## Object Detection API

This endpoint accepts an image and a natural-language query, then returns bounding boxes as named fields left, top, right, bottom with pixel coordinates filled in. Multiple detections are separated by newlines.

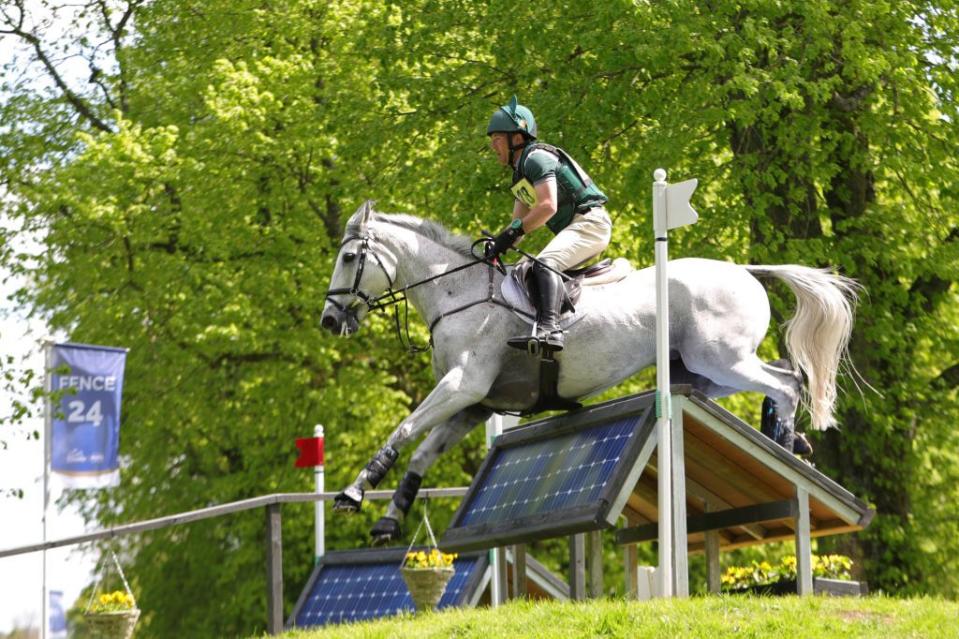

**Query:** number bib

left=510, top=178, right=537, bottom=207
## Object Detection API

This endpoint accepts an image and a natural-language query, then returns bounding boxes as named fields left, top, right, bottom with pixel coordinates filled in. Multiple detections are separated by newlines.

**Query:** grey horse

left=320, top=201, right=858, bottom=544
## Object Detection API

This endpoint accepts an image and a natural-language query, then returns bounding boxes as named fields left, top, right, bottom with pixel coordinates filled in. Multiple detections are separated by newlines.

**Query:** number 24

left=67, top=400, right=103, bottom=426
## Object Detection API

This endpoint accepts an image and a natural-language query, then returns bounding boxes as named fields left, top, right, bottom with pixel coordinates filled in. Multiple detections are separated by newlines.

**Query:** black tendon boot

left=370, top=470, right=423, bottom=544
left=532, top=262, right=565, bottom=351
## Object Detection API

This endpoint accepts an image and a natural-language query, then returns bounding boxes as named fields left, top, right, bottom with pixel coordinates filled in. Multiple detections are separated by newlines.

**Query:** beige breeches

left=536, top=207, right=612, bottom=271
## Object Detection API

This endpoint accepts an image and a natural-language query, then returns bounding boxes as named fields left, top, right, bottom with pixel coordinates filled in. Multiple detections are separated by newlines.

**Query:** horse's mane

left=367, top=212, right=475, bottom=258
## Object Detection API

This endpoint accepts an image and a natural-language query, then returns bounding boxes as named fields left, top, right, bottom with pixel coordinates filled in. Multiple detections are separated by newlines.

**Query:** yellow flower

left=99, top=594, right=110, bottom=605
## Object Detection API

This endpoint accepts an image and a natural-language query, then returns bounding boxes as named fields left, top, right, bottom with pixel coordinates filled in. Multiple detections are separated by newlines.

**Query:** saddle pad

left=500, top=258, right=633, bottom=328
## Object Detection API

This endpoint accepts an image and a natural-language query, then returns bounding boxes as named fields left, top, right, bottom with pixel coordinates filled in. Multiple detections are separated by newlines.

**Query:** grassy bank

left=272, top=595, right=959, bottom=639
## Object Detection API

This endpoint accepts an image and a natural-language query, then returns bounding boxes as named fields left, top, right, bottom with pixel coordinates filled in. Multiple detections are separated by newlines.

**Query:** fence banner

left=50, top=343, right=127, bottom=489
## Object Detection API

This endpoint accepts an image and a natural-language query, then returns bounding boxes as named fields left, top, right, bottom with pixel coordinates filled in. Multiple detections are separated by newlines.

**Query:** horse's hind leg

left=370, top=404, right=493, bottom=545
left=758, top=360, right=813, bottom=455
left=671, top=357, right=739, bottom=398
left=685, top=352, right=804, bottom=445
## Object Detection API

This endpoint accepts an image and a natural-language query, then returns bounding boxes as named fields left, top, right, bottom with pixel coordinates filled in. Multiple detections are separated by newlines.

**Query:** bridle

left=324, top=232, right=530, bottom=353
left=324, top=234, right=399, bottom=314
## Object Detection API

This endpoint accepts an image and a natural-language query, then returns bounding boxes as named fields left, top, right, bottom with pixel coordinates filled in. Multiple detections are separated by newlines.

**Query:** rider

left=485, top=96, right=611, bottom=352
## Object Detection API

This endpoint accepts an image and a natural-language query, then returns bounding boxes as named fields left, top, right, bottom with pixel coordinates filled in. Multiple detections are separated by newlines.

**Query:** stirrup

left=538, top=329, right=564, bottom=352
left=507, top=334, right=540, bottom=355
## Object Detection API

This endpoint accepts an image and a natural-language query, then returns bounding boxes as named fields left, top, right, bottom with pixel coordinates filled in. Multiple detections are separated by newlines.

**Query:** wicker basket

left=83, top=609, right=140, bottom=639
left=401, top=566, right=454, bottom=612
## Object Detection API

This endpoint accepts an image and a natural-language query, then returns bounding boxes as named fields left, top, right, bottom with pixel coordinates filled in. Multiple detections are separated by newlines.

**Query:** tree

left=1, top=0, right=957, bottom=634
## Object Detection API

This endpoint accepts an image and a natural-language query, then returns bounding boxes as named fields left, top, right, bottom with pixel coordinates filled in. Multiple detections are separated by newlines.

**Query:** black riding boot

left=507, top=263, right=566, bottom=352
left=532, top=263, right=565, bottom=351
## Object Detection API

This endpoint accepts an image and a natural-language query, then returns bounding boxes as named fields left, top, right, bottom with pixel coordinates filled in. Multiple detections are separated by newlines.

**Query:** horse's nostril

left=321, top=315, right=338, bottom=331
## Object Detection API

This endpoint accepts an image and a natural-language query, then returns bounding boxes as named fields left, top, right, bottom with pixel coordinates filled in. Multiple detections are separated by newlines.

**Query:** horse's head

left=321, top=200, right=396, bottom=335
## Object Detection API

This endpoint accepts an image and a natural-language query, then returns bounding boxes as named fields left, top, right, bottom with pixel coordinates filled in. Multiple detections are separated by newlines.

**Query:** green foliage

left=1, top=0, right=957, bottom=635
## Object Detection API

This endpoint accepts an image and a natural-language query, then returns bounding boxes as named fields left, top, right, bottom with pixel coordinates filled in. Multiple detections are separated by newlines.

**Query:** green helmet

left=487, top=95, right=537, bottom=139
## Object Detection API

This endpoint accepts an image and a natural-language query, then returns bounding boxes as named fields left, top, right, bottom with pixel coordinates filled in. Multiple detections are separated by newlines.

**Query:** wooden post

left=624, top=544, right=639, bottom=599
left=793, top=486, right=813, bottom=595
left=265, top=504, right=283, bottom=634
left=569, top=533, right=586, bottom=601
left=511, top=544, right=527, bottom=599
left=587, top=530, right=604, bottom=598
left=492, top=547, right=509, bottom=603
left=704, top=500, right=721, bottom=594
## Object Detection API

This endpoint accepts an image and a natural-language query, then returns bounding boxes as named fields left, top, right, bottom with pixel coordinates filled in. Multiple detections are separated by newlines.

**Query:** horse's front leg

left=369, top=404, right=493, bottom=545
left=334, top=366, right=492, bottom=513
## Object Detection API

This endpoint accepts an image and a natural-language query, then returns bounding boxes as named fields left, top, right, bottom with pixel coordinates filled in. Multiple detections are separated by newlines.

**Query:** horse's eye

left=343, top=252, right=356, bottom=264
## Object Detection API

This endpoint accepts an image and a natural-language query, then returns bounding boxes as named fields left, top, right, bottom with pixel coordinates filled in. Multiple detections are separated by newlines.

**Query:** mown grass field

left=270, top=595, right=959, bottom=639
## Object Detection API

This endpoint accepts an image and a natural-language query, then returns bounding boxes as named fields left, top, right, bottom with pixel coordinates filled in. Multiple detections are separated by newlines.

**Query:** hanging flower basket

left=399, top=508, right=457, bottom=612
left=401, top=564, right=455, bottom=612
left=84, top=552, right=140, bottom=639
left=83, top=607, right=140, bottom=639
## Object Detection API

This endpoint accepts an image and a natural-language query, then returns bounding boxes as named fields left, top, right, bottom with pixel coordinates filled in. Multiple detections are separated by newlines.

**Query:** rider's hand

left=484, top=219, right=525, bottom=260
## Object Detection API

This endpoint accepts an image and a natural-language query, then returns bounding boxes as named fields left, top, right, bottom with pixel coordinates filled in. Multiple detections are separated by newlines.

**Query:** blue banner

left=50, top=343, right=127, bottom=488
left=49, top=590, right=67, bottom=638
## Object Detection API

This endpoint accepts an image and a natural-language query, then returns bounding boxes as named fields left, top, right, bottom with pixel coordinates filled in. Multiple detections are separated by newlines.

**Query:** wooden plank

left=616, top=500, right=794, bottom=545
left=794, top=486, right=813, bottom=595
left=684, top=477, right=768, bottom=541
left=265, top=504, right=283, bottom=635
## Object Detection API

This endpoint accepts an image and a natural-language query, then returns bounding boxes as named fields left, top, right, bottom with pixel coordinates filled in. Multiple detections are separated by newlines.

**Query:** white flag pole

left=314, top=424, right=325, bottom=564
left=42, top=339, right=54, bottom=639
left=652, top=169, right=673, bottom=598
left=652, top=168, right=699, bottom=598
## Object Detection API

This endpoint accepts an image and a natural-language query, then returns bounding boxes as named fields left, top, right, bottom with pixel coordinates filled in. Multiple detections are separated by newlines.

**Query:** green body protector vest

left=511, top=143, right=608, bottom=234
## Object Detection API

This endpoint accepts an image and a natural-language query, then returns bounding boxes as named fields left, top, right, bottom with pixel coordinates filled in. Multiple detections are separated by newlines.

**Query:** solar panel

left=288, top=548, right=486, bottom=628
left=459, top=416, right=637, bottom=527
left=441, top=392, right=657, bottom=552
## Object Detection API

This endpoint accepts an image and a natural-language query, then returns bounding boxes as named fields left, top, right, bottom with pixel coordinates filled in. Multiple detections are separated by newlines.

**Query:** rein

left=325, top=235, right=532, bottom=353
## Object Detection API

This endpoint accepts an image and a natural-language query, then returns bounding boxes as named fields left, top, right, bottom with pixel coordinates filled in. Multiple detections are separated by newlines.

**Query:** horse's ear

left=349, top=199, right=375, bottom=231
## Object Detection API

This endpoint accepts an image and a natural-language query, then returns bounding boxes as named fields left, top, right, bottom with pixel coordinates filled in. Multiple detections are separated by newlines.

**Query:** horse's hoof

left=333, top=487, right=363, bottom=513
left=793, top=432, right=814, bottom=457
left=370, top=517, right=402, bottom=546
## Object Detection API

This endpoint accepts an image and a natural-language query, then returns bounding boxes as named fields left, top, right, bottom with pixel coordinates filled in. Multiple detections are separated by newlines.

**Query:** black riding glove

left=485, top=219, right=525, bottom=260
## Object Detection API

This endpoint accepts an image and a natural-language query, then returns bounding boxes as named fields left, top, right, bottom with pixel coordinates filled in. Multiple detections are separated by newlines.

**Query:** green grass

left=271, top=595, right=959, bottom=639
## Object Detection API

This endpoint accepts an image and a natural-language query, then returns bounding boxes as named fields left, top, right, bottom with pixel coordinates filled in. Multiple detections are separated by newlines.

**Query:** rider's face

left=489, top=133, right=510, bottom=166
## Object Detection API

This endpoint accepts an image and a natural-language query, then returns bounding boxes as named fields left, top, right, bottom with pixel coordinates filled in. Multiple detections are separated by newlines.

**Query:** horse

left=320, top=201, right=858, bottom=544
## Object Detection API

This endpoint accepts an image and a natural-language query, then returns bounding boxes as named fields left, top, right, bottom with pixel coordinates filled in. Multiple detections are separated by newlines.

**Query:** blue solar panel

left=291, top=554, right=482, bottom=628
left=457, top=414, right=641, bottom=527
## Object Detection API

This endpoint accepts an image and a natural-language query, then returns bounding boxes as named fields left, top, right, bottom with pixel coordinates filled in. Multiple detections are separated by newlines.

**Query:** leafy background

left=1, top=0, right=957, bottom=636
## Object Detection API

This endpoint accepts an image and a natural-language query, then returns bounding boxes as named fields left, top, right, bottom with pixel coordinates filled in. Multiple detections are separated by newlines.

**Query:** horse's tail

left=745, top=265, right=860, bottom=431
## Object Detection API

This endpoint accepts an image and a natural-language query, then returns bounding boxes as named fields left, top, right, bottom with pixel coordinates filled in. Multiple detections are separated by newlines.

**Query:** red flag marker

left=295, top=436, right=324, bottom=468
